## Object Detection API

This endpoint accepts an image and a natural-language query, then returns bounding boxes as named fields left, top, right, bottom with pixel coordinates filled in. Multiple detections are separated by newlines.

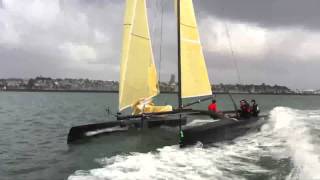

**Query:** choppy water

left=1, top=92, right=320, bottom=180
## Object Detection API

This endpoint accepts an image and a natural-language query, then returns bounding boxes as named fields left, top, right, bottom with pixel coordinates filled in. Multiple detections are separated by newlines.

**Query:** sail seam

left=131, top=33, right=150, bottom=40
left=180, top=23, right=196, bottom=28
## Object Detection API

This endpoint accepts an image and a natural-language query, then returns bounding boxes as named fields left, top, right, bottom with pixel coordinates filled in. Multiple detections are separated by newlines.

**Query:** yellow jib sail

left=179, top=0, right=212, bottom=98
left=119, top=0, right=159, bottom=111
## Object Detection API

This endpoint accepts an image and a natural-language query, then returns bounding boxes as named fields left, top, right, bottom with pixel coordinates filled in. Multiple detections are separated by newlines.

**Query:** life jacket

left=240, top=102, right=251, bottom=118
left=241, top=104, right=250, bottom=112
left=208, top=103, right=218, bottom=112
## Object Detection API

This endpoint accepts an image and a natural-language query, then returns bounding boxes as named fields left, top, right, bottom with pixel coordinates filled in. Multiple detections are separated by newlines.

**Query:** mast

left=177, top=0, right=184, bottom=146
left=177, top=0, right=182, bottom=109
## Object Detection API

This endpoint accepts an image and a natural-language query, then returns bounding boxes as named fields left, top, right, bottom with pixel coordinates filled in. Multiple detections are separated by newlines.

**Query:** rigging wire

left=224, top=21, right=242, bottom=85
left=149, top=1, right=158, bottom=51
left=149, top=0, right=164, bottom=84
left=219, top=6, right=242, bottom=85
left=157, top=0, right=164, bottom=83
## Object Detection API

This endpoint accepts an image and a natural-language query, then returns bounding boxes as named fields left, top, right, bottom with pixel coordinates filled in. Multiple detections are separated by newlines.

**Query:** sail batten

left=181, top=23, right=196, bottom=28
left=119, top=0, right=159, bottom=111
left=179, top=0, right=212, bottom=99
left=132, top=33, right=150, bottom=40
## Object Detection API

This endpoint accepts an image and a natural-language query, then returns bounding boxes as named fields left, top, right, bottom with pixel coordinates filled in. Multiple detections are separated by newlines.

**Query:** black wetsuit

left=251, top=103, right=260, bottom=117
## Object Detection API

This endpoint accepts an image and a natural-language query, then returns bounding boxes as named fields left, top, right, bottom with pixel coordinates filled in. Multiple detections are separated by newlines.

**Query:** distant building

left=168, top=74, right=175, bottom=86
left=0, top=77, right=298, bottom=94
left=0, top=85, right=6, bottom=91
left=301, top=89, right=315, bottom=95
left=5, top=79, right=26, bottom=89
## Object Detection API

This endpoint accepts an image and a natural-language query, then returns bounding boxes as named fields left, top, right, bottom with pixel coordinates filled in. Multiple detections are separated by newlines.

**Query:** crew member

left=239, top=99, right=251, bottom=118
left=250, top=99, right=260, bottom=117
left=208, top=99, right=218, bottom=112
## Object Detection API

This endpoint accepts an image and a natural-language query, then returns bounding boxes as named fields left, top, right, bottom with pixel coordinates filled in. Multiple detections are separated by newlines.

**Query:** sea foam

left=68, top=107, right=320, bottom=180
left=269, top=107, right=320, bottom=180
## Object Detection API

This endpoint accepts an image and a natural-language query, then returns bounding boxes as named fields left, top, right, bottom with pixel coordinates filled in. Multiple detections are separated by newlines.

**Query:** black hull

left=180, top=115, right=267, bottom=146
left=67, top=116, right=186, bottom=144
left=67, top=109, right=267, bottom=146
left=67, top=121, right=127, bottom=143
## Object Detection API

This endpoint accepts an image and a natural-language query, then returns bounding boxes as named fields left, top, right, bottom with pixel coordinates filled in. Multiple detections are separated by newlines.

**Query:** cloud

left=0, top=0, right=319, bottom=89
left=4, top=0, right=60, bottom=26
left=200, top=16, right=320, bottom=62
left=200, top=17, right=267, bottom=58
left=0, top=19, right=20, bottom=45
left=196, top=0, right=320, bottom=30
left=59, top=42, right=97, bottom=62
left=0, top=0, right=123, bottom=80
left=196, top=15, right=320, bottom=89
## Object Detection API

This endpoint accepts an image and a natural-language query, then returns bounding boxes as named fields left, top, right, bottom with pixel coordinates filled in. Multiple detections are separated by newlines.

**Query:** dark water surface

left=1, top=92, right=320, bottom=180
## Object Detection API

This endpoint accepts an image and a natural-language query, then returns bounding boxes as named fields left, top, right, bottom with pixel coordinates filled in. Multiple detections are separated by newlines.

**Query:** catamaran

left=67, top=0, right=267, bottom=146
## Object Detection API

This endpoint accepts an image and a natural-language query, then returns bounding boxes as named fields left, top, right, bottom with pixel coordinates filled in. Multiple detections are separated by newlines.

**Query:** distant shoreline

left=1, top=89, right=318, bottom=96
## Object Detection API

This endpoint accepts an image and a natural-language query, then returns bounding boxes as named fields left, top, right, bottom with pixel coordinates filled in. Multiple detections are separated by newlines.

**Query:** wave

left=269, top=107, right=320, bottom=180
left=68, top=107, right=320, bottom=180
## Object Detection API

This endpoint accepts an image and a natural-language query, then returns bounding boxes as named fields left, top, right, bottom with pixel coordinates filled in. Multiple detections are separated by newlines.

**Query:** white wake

left=68, top=107, right=320, bottom=180
left=269, top=107, right=320, bottom=180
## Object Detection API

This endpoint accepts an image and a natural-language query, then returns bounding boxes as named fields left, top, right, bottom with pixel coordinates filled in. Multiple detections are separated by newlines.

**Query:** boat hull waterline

left=67, top=110, right=267, bottom=145
left=180, top=115, right=267, bottom=146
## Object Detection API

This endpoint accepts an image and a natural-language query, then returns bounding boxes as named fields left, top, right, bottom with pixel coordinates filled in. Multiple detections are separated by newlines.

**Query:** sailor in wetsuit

left=208, top=99, right=218, bottom=113
left=250, top=99, right=260, bottom=117
left=208, top=99, right=224, bottom=119
left=239, top=99, right=251, bottom=118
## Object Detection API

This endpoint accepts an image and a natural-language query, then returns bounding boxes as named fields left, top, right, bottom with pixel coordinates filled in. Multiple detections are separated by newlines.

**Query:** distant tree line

left=1, top=76, right=315, bottom=94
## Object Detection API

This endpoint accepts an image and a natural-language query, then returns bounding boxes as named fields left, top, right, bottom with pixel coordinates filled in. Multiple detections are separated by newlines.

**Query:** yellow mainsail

left=179, top=0, right=212, bottom=98
left=119, top=0, right=210, bottom=112
left=119, top=0, right=159, bottom=111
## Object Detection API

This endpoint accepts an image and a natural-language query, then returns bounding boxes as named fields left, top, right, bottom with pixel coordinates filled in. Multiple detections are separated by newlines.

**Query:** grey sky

left=197, top=0, right=320, bottom=30
left=0, top=0, right=319, bottom=90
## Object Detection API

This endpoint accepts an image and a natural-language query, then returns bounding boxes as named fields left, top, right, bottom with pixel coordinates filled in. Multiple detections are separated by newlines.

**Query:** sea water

left=1, top=92, right=320, bottom=180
